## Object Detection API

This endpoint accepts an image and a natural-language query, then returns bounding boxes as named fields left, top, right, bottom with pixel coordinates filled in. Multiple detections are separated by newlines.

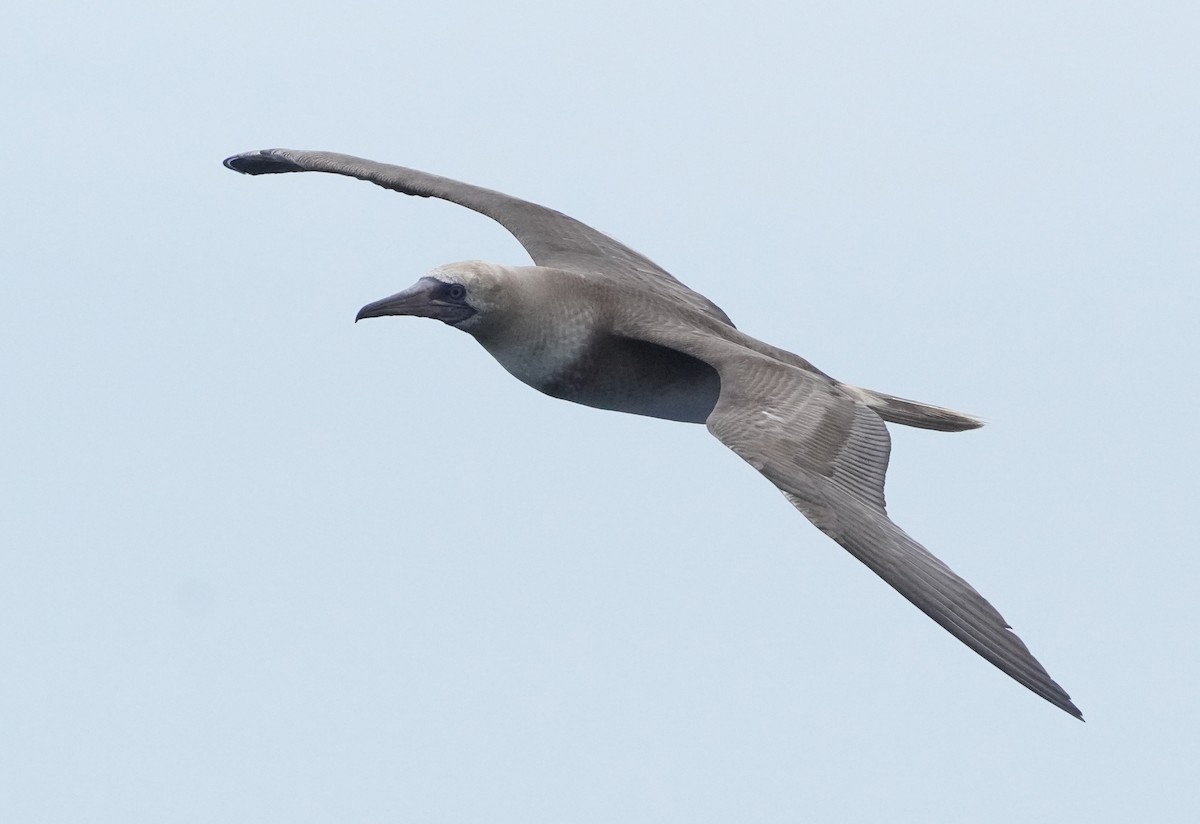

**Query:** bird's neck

left=471, top=273, right=604, bottom=393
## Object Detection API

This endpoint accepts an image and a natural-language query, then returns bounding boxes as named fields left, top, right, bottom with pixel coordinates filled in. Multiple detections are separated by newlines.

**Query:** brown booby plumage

left=224, top=149, right=1081, bottom=719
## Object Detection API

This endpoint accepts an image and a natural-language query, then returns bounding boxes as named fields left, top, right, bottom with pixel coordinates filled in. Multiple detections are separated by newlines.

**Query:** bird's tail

left=838, top=383, right=984, bottom=432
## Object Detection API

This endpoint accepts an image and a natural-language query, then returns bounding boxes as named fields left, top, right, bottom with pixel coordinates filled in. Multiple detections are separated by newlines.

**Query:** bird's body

left=224, top=149, right=1082, bottom=719
left=441, top=263, right=723, bottom=422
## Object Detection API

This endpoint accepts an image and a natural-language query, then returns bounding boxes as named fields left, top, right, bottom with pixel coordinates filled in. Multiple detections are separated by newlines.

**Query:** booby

left=224, top=149, right=1081, bottom=719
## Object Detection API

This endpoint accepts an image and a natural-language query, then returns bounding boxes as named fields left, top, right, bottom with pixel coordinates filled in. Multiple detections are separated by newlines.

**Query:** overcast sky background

left=3, top=1, right=1197, bottom=821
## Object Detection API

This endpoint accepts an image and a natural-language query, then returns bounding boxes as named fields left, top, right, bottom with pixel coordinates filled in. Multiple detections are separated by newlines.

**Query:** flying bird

left=224, top=149, right=1081, bottom=719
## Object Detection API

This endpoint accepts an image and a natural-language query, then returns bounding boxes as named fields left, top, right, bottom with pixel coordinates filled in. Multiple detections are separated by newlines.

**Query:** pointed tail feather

left=838, top=384, right=984, bottom=432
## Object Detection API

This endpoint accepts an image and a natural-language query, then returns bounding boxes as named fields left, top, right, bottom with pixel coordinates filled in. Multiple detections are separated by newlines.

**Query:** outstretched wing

left=223, top=149, right=734, bottom=326
left=622, top=319, right=1081, bottom=718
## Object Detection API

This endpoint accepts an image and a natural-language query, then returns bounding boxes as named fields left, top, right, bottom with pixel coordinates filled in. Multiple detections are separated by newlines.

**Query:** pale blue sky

left=3, top=1, right=1197, bottom=821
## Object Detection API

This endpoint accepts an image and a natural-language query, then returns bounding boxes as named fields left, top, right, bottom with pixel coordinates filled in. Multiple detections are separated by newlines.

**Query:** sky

left=3, top=1, right=1198, bottom=821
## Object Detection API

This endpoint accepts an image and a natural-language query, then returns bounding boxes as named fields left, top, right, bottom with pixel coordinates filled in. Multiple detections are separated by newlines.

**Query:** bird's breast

left=479, top=327, right=720, bottom=424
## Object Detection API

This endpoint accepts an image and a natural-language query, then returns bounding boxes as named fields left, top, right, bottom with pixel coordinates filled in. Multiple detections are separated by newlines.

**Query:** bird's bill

left=355, top=277, right=474, bottom=325
left=355, top=280, right=438, bottom=321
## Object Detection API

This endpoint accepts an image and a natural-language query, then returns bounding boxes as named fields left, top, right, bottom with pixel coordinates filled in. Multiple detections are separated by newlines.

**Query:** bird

left=223, top=148, right=1082, bottom=719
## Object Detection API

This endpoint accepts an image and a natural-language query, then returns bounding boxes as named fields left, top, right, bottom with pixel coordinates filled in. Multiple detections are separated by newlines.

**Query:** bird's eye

left=447, top=284, right=467, bottom=301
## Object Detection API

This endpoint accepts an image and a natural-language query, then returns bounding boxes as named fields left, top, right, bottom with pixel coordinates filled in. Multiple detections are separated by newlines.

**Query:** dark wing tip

left=222, top=150, right=305, bottom=175
left=1061, top=695, right=1085, bottom=721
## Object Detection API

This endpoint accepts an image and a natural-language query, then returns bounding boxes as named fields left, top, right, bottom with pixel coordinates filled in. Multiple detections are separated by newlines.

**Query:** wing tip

left=223, top=149, right=304, bottom=176
left=1056, top=695, right=1085, bottom=721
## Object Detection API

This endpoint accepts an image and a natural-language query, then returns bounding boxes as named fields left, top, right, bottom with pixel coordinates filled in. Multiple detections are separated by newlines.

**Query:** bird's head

left=355, top=260, right=511, bottom=335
